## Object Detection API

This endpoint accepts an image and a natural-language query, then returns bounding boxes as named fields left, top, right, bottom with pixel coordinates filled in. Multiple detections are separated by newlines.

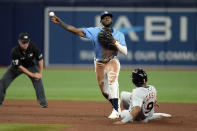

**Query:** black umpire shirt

left=11, top=42, right=43, bottom=68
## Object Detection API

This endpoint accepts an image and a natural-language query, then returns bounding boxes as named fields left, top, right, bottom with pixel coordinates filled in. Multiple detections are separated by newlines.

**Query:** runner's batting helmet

left=131, top=68, right=147, bottom=87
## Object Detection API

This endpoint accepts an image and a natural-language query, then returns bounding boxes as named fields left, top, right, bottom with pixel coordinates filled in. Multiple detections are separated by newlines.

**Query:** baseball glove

left=98, top=28, right=117, bottom=50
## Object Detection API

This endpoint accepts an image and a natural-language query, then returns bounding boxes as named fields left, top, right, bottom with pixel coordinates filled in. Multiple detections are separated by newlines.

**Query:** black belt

left=96, top=59, right=111, bottom=64
left=96, top=56, right=116, bottom=64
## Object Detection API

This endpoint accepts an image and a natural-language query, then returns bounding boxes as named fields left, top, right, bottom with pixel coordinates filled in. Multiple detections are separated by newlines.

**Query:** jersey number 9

left=145, top=102, right=154, bottom=114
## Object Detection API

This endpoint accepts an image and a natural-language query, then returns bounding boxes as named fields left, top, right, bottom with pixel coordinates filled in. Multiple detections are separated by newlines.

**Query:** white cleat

left=108, top=109, right=120, bottom=119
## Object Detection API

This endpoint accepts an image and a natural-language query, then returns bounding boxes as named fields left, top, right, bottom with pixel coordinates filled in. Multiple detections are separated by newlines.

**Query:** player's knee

left=108, top=71, right=118, bottom=85
left=121, top=91, right=127, bottom=101
left=120, top=91, right=131, bottom=109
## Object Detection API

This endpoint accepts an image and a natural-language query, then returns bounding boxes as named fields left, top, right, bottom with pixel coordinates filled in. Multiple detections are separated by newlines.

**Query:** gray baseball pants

left=0, top=65, right=47, bottom=106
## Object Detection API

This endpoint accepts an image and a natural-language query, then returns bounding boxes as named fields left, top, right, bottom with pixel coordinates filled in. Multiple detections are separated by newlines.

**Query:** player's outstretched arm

left=50, top=14, right=85, bottom=37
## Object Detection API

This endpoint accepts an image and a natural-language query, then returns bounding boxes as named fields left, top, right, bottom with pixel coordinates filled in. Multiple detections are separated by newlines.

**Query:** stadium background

left=0, top=0, right=197, bottom=68
left=0, top=0, right=197, bottom=131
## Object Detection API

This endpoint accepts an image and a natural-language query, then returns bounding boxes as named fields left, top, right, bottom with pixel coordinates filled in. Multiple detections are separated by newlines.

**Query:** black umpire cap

left=18, top=32, right=30, bottom=43
left=100, top=11, right=113, bottom=20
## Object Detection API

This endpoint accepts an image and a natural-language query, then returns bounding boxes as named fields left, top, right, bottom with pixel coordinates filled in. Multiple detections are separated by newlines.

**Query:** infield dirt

left=0, top=100, right=196, bottom=131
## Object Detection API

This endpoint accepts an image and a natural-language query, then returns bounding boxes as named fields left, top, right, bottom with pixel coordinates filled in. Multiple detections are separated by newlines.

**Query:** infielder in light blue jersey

left=50, top=11, right=127, bottom=119
left=81, top=27, right=126, bottom=60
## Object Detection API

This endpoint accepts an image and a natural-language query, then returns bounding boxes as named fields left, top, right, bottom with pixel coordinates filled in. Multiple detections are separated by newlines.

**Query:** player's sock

left=109, top=98, right=119, bottom=111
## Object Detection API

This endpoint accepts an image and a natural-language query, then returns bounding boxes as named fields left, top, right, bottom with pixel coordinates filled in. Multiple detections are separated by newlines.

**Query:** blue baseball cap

left=100, top=11, right=113, bottom=20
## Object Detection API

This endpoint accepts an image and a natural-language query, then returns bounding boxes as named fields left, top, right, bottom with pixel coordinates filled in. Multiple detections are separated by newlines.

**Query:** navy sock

left=109, top=98, right=119, bottom=111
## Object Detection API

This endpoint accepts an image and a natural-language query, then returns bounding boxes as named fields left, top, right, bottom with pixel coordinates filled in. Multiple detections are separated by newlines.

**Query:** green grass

left=0, top=68, right=197, bottom=103
left=147, top=71, right=197, bottom=103
left=0, top=68, right=196, bottom=130
left=0, top=123, right=68, bottom=131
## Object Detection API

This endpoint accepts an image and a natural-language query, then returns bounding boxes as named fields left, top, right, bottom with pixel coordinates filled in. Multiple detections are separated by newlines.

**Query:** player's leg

left=120, top=110, right=134, bottom=123
left=27, top=66, right=47, bottom=108
left=95, top=61, right=109, bottom=99
left=142, top=113, right=172, bottom=123
left=121, top=91, right=131, bottom=110
left=105, top=58, right=120, bottom=119
left=0, top=66, right=21, bottom=106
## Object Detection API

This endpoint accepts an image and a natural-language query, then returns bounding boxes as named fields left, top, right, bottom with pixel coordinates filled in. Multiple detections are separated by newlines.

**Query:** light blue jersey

left=81, top=27, right=127, bottom=60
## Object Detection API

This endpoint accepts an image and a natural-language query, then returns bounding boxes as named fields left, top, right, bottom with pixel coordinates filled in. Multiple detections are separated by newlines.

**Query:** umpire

left=0, top=32, right=48, bottom=108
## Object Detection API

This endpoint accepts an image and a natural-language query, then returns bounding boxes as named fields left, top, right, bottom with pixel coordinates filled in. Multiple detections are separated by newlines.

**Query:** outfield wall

left=0, top=0, right=197, bottom=67
left=45, top=7, right=197, bottom=66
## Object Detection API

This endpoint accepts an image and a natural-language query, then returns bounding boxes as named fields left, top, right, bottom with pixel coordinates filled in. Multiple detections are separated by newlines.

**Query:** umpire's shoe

left=40, top=103, right=48, bottom=108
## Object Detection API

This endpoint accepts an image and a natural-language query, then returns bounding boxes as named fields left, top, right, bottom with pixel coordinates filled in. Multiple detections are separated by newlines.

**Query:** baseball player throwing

left=114, top=68, right=171, bottom=124
left=50, top=11, right=127, bottom=119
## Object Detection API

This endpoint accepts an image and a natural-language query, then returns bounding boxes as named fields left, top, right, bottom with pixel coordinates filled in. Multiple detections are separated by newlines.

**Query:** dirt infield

left=0, top=100, right=196, bottom=131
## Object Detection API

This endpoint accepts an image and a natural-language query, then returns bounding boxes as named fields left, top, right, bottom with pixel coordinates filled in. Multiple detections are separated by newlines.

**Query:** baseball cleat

left=40, top=104, right=48, bottom=108
left=108, top=109, right=120, bottom=119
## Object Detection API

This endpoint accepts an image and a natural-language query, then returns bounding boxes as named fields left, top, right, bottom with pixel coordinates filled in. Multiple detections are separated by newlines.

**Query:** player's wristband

left=115, top=41, right=127, bottom=55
